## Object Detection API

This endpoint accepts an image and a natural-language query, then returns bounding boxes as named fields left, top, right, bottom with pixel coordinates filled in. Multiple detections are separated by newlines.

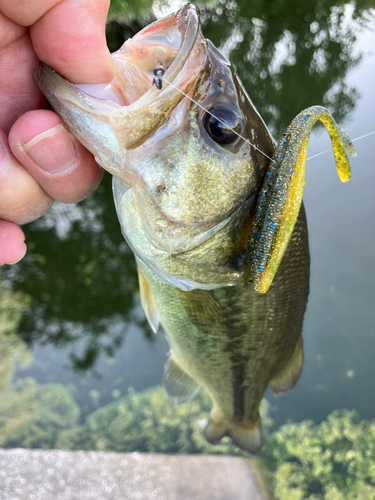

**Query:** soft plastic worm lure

left=244, top=106, right=356, bottom=293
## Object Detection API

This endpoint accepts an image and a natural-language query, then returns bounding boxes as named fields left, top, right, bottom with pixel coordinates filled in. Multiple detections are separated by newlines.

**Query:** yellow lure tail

left=244, top=105, right=356, bottom=294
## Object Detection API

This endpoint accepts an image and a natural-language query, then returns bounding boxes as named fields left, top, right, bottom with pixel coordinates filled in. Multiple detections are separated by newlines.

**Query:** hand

left=0, top=0, right=115, bottom=265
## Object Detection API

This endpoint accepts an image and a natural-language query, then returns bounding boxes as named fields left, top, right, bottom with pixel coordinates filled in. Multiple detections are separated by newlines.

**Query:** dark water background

left=2, top=0, right=375, bottom=431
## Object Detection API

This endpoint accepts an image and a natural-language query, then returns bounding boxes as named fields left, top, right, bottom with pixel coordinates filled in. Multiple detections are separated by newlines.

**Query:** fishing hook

left=153, top=65, right=165, bottom=90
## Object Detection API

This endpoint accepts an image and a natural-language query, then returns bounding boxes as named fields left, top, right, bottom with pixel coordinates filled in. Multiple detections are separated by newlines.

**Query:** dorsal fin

left=137, top=266, right=159, bottom=333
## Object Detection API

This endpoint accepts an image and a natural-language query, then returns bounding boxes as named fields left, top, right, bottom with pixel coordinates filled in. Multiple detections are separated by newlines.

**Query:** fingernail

left=4, top=242, right=27, bottom=265
left=0, top=142, right=6, bottom=169
left=23, top=124, right=77, bottom=174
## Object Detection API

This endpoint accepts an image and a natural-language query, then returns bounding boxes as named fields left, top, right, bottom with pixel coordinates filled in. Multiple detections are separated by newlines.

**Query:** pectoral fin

left=244, top=106, right=356, bottom=293
left=270, top=337, right=304, bottom=396
left=176, top=289, right=226, bottom=335
left=163, top=351, right=200, bottom=405
left=137, top=266, right=159, bottom=333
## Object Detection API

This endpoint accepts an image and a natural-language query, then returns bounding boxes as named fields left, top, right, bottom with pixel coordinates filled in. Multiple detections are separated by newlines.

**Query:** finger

left=0, top=129, right=53, bottom=224
left=0, top=0, right=61, bottom=26
left=31, top=0, right=114, bottom=83
left=8, top=110, right=104, bottom=203
left=0, top=10, right=26, bottom=46
left=0, top=220, right=26, bottom=266
left=0, top=12, right=45, bottom=134
left=1, top=0, right=113, bottom=82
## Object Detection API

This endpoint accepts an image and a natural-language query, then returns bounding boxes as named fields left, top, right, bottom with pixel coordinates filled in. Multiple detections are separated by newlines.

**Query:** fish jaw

left=33, top=4, right=206, bottom=185
left=33, top=63, right=130, bottom=183
left=34, top=4, right=274, bottom=291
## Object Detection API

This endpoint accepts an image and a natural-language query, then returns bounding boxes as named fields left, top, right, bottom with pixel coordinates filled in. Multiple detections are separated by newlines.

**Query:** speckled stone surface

left=0, top=449, right=267, bottom=500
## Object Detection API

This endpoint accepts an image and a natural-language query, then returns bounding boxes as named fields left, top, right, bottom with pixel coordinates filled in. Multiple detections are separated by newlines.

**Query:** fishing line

left=159, top=73, right=375, bottom=164
left=306, top=130, right=375, bottom=161
left=161, top=75, right=273, bottom=161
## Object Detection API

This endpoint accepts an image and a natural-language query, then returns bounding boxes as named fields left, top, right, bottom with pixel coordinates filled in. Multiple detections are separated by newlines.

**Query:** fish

left=34, top=4, right=356, bottom=453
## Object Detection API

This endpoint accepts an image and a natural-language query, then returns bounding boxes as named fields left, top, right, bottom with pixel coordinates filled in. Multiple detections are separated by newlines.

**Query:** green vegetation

left=54, top=390, right=375, bottom=499
left=0, top=284, right=80, bottom=449
left=56, top=387, right=268, bottom=454
left=107, top=0, right=218, bottom=23
left=108, top=0, right=154, bottom=22
left=265, top=411, right=375, bottom=500
left=0, top=283, right=34, bottom=447
left=1, top=282, right=375, bottom=498
left=3, top=382, right=80, bottom=449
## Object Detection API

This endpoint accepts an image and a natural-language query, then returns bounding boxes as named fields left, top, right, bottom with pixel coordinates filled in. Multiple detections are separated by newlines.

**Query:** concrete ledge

left=0, top=449, right=268, bottom=500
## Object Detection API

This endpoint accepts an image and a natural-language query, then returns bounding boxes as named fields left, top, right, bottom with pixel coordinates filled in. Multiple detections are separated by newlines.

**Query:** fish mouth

left=106, top=4, right=207, bottom=151
left=34, top=4, right=206, bottom=157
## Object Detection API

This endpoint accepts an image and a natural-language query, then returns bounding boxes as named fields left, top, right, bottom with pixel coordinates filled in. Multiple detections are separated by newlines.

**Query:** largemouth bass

left=34, top=4, right=355, bottom=453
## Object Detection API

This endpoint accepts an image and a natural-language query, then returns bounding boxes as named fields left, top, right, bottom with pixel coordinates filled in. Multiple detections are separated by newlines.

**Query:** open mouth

left=110, top=4, right=201, bottom=105
left=34, top=5, right=206, bottom=154
left=107, top=4, right=206, bottom=150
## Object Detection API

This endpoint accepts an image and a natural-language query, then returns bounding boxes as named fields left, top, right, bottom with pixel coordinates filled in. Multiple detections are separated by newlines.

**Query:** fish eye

left=203, top=105, right=241, bottom=145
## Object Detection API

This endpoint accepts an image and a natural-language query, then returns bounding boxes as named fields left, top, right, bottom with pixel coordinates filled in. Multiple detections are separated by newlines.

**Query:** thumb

left=31, top=0, right=114, bottom=83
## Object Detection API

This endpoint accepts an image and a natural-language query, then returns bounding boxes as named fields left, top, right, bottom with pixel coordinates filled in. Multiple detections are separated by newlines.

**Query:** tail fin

left=204, top=416, right=261, bottom=454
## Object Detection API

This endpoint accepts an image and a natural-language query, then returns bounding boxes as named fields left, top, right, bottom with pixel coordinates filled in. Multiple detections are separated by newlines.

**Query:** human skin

left=0, top=0, right=114, bottom=265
